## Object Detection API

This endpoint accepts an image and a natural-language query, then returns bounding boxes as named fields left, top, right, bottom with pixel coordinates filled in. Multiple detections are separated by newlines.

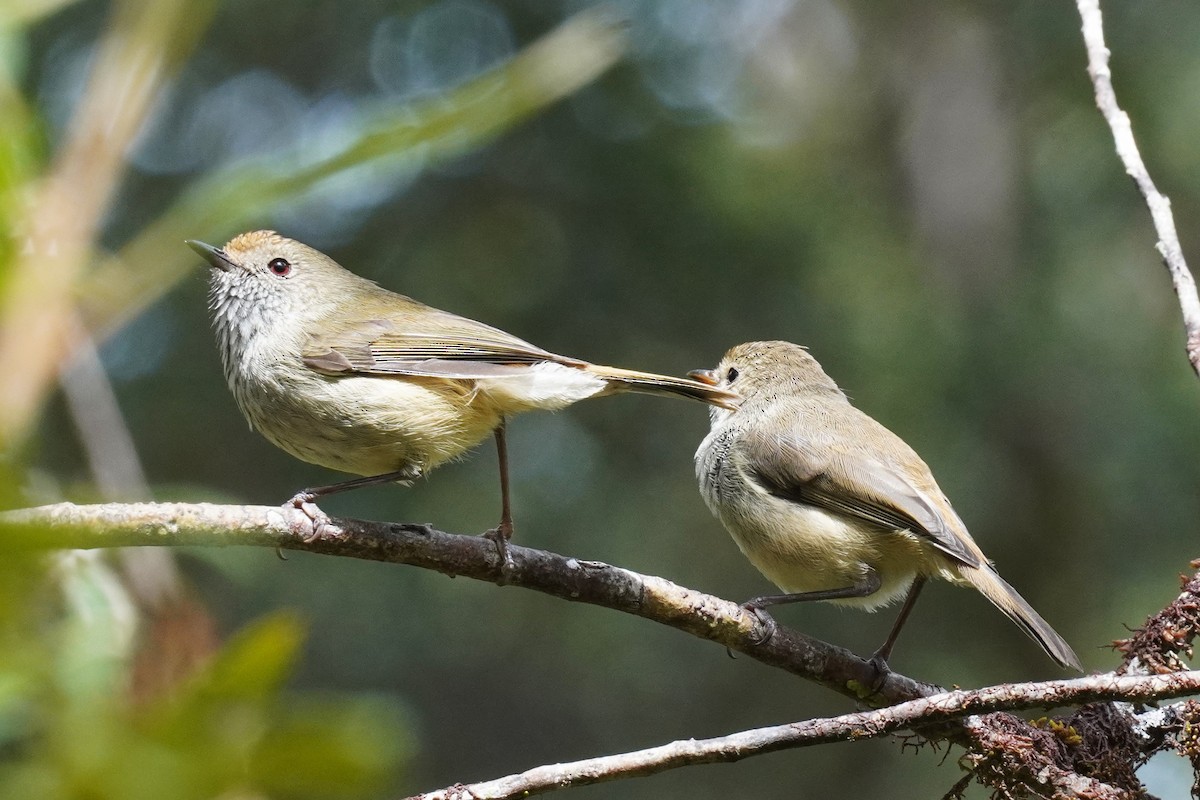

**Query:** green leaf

left=198, top=611, right=306, bottom=701
left=80, top=6, right=629, bottom=341
left=251, top=693, right=412, bottom=798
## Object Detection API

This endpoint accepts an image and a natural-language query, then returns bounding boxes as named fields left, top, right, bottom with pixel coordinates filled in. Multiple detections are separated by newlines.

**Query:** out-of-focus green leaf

left=0, top=564, right=406, bottom=800
left=55, top=553, right=138, bottom=703
left=0, top=0, right=81, bottom=29
left=80, top=6, right=629, bottom=340
left=195, top=611, right=305, bottom=700
left=3, top=494, right=388, bottom=795
left=0, top=32, right=41, bottom=285
left=252, top=693, right=412, bottom=798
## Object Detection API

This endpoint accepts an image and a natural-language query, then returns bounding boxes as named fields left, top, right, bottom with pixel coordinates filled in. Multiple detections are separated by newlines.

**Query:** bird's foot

left=865, top=651, right=893, bottom=696
left=482, top=520, right=515, bottom=585
left=284, top=491, right=332, bottom=547
left=741, top=603, right=779, bottom=646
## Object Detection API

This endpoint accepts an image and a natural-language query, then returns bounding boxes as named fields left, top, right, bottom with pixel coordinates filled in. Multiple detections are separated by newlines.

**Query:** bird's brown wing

left=301, top=308, right=587, bottom=379
left=742, top=426, right=983, bottom=569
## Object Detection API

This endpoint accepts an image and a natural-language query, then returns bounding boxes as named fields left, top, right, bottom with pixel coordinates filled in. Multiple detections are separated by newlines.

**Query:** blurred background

left=2, top=0, right=1199, bottom=797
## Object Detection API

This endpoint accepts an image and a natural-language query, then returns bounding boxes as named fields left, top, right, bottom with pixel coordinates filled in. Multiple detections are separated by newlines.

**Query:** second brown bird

left=691, top=340, right=1081, bottom=671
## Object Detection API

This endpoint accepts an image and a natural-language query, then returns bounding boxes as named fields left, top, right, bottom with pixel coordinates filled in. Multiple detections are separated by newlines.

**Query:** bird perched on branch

left=189, top=231, right=736, bottom=565
left=690, top=340, right=1080, bottom=672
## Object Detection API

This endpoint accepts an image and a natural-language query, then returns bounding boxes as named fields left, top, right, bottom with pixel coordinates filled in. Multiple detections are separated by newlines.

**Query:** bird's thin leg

left=291, top=468, right=419, bottom=505
left=495, top=420, right=514, bottom=540
left=866, top=575, right=927, bottom=686
left=284, top=467, right=420, bottom=548
left=482, top=419, right=516, bottom=580
left=741, top=568, right=882, bottom=646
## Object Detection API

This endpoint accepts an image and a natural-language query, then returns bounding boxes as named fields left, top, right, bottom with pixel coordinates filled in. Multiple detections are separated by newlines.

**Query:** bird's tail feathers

left=962, top=566, right=1082, bottom=671
left=586, top=364, right=739, bottom=409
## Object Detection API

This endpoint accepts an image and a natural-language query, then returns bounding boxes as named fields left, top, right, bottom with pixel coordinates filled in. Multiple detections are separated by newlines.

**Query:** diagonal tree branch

left=404, top=671, right=1200, bottom=800
left=8, top=502, right=1190, bottom=799
left=0, top=501, right=937, bottom=707
left=1076, top=0, right=1200, bottom=376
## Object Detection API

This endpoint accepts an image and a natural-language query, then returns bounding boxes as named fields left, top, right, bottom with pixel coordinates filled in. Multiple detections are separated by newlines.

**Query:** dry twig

left=405, top=672, right=1200, bottom=800
left=1076, top=0, right=1200, bottom=375
left=0, top=501, right=933, bottom=706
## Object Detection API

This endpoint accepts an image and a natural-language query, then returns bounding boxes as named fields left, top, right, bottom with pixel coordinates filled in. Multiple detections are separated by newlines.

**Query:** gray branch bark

left=1077, top=0, right=1200, bottom=375
left=407, top=672, right=1200, bottom=800
left=4, top=501, right=1195, bottom=800
left=0, top=501, right=934, bottom=706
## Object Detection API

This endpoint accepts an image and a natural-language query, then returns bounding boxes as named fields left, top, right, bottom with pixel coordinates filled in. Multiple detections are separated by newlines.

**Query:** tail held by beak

left=586, top=364, right=739, bottom=409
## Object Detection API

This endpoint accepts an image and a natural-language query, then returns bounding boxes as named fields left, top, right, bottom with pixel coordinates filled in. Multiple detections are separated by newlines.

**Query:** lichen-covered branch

left=967, top=722, right=1131, bottom=798
left=955, top=561, right=1200, bottom=799
left=407, top=672, right=1200, bottom=800
left=1114, top=559, right=1200, bottom=675
left=1076, top=0, right=1200, bottom=375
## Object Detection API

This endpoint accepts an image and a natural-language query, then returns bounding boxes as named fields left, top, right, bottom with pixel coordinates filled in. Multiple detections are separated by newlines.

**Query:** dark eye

left=268, top=257, right=291, bottom=277
left=726, top=367, right=739, bottom=382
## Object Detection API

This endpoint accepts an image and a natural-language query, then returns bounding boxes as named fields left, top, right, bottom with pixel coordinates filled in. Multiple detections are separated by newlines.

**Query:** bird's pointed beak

left=186, top=239, right=235, bottom=272
left=688, top=368, right=720, bottom=386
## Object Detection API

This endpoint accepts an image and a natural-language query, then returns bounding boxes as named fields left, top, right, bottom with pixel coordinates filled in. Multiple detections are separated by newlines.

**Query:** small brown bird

left=690, top=341, right=1080, bottom=671
left=188, top=231, right=736, bottom=560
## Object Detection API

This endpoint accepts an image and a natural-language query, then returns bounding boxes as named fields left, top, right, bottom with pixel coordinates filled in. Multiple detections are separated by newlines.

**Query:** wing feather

left=742, top=425, right=982, bottom=569
left=301, top=308, right=585, bottom=379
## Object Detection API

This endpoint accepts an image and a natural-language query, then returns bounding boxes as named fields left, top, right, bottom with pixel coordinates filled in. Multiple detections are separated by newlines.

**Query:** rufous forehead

left=224, top=230, right=286, bottom=257
left=727, top=341, right=804, bottom=360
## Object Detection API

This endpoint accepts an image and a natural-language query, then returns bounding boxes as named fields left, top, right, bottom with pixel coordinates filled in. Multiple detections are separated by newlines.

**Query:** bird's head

left=689, top=340, right=841, bottom=419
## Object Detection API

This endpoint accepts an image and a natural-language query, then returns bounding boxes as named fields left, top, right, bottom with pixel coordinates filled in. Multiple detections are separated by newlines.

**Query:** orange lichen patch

left=224, top=230, right=284, bottom=255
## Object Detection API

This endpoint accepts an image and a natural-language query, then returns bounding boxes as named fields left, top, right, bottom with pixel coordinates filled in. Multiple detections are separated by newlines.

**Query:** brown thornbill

left=190, top=231, right=737, bottom=565
left=690, top=341, right=1081, bottom=673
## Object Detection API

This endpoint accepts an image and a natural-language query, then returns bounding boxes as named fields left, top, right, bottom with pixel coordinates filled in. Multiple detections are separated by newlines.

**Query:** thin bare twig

left=58, top=315, right=185, bottom=613
left=0, top=501, right=942, bottom=706
left=1076, top=0, right=1200, bottom=375
left=58, top=316, right=150, bottom=502
left=406, top=672, right=1200, bottom=800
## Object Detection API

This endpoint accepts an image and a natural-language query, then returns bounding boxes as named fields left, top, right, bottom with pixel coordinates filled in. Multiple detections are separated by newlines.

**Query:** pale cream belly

left=721, top=494, right=939, bottom=611
left=238, top=372, right=503, bottom=477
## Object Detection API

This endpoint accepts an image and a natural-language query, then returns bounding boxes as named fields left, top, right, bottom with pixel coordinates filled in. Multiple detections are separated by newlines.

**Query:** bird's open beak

left=186, top=239, right=235, bottom=272
left=688, top=368, right=720, bottom=386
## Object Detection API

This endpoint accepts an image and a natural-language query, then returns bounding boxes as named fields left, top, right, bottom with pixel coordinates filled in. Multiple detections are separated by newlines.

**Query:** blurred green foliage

left=4, top=0, right=1200, bottom=798
left=0, top=542, right=407, bottom=799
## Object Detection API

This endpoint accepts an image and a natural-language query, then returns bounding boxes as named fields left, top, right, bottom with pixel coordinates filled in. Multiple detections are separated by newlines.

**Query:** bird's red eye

left=268, top=258, right=291, bottom=277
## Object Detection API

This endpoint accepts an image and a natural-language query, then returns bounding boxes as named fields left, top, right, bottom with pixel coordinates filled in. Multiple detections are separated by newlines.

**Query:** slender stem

left=407, top=672, right=1200, bottom=800
left=1076, top=0, right=1200, bottom=375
